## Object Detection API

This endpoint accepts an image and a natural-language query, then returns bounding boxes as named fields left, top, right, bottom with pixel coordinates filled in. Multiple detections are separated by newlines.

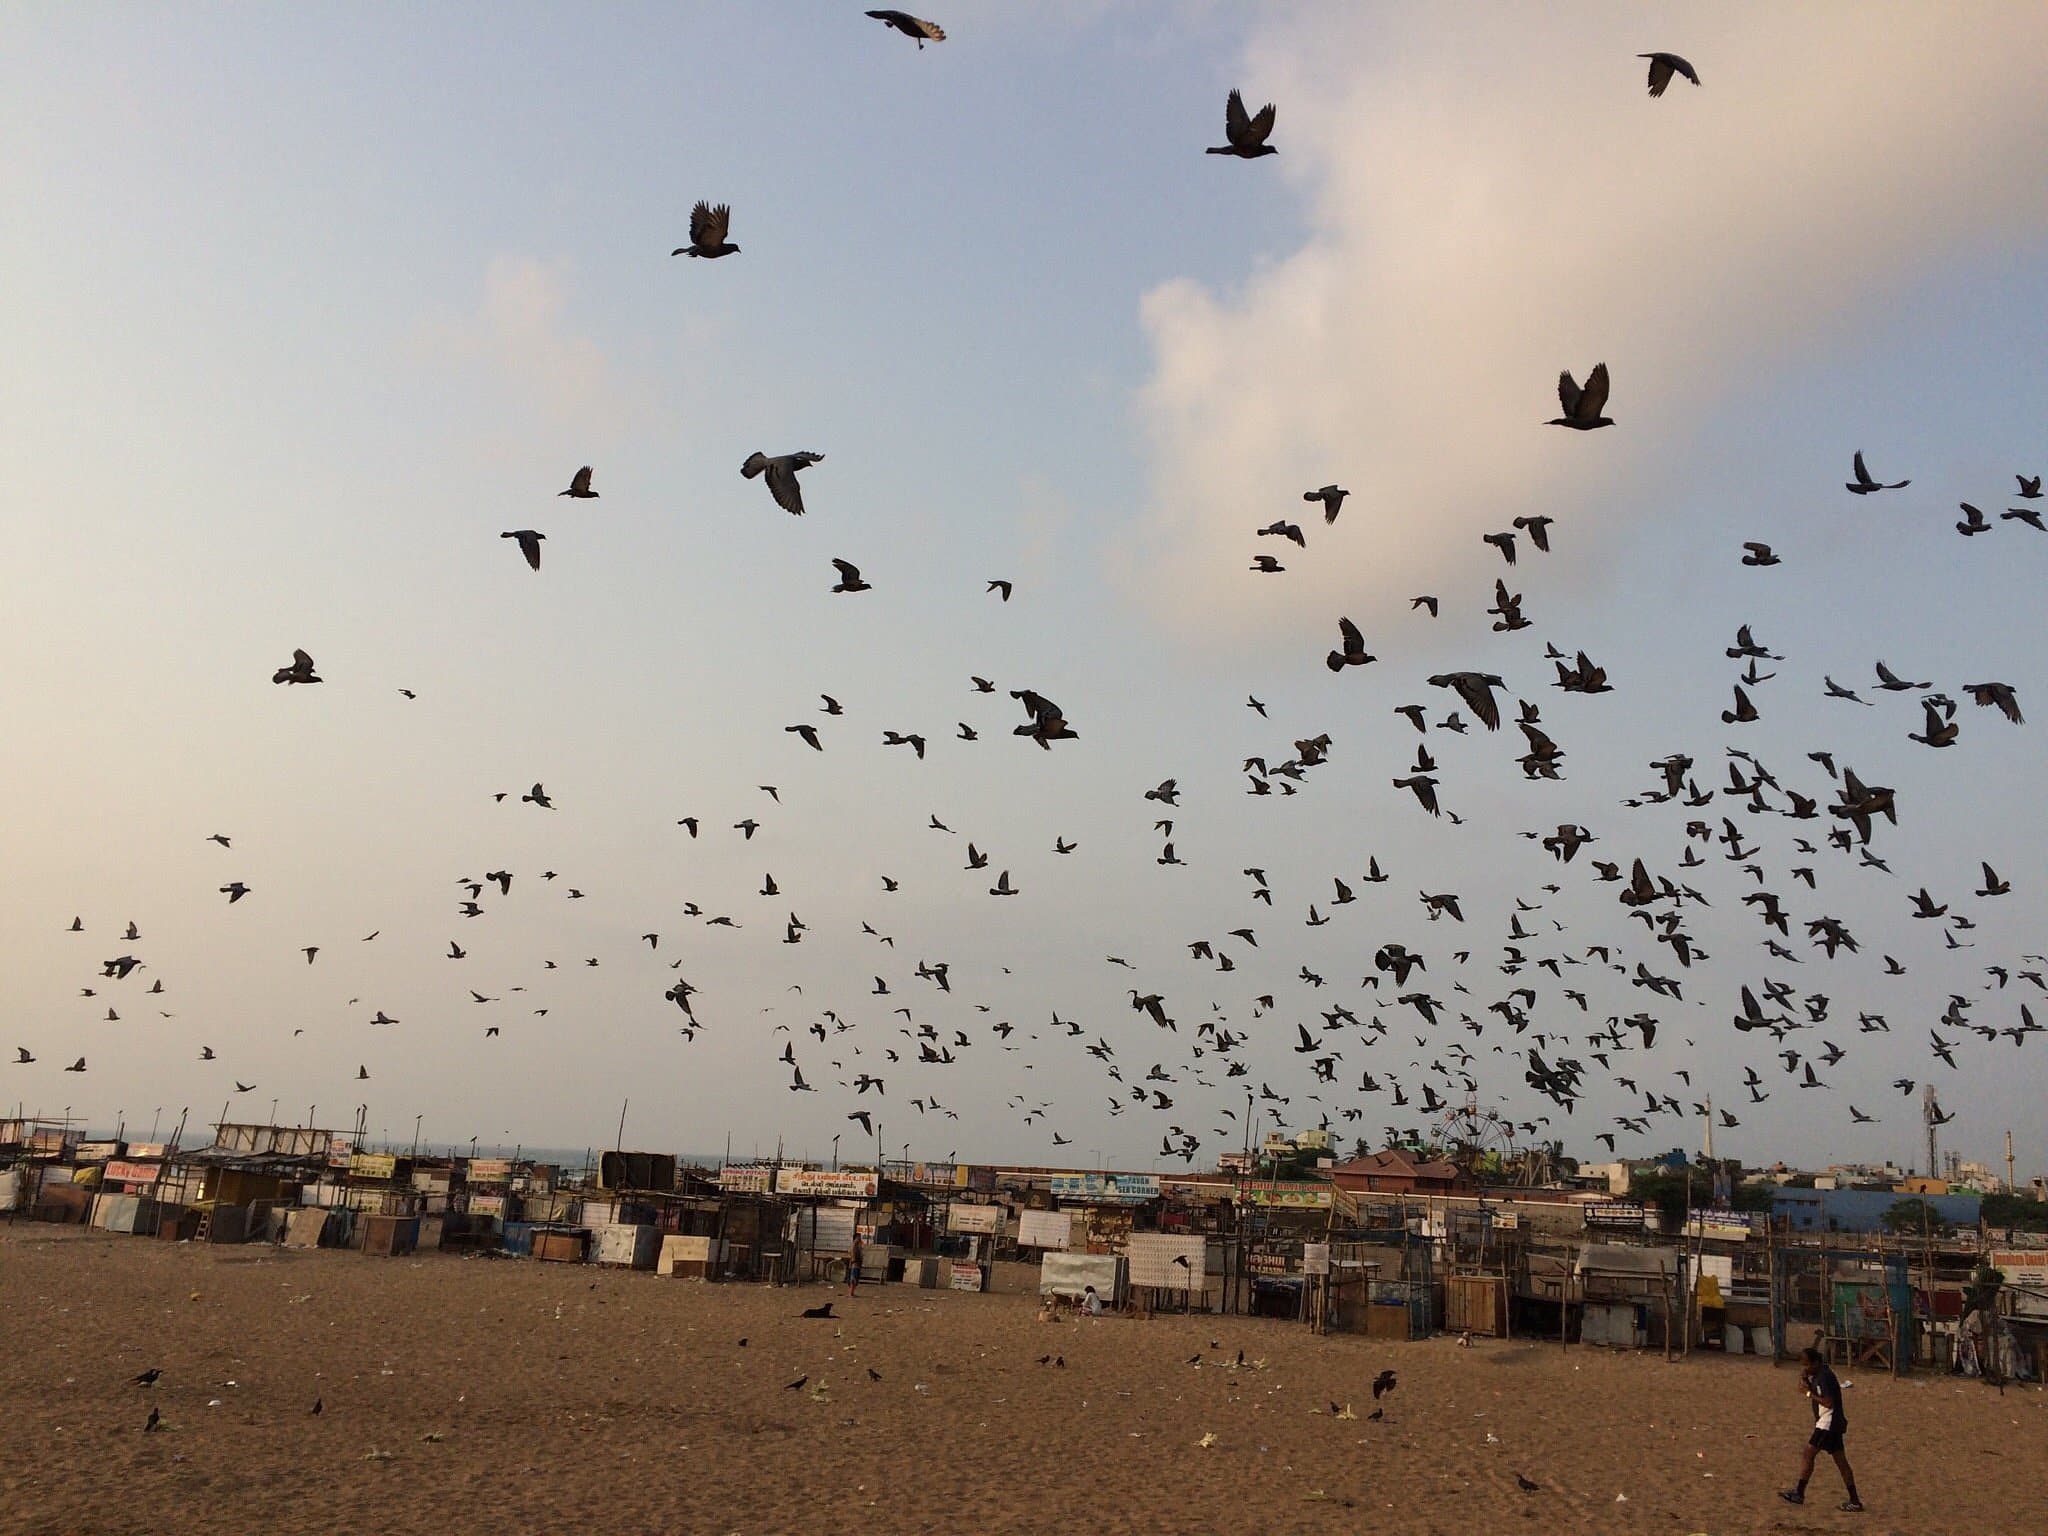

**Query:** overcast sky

left=4, top=3, right=2045, bottom=1175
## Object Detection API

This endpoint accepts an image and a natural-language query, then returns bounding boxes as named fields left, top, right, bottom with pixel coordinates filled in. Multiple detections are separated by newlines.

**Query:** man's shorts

left=1809, top=1422, right=1846, bottom=1454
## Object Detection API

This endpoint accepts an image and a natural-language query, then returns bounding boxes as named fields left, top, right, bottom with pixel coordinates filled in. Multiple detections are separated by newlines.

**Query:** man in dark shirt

left=1781, top=1346, right=1863, bottom=1512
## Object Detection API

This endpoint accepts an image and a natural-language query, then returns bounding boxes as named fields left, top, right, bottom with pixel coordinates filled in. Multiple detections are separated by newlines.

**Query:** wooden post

left=1662, top=1263, right=1673, bottom=1362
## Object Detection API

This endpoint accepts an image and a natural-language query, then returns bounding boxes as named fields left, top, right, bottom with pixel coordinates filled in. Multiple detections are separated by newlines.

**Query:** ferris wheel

left=1431, top=1096, right=1521, bottom=1161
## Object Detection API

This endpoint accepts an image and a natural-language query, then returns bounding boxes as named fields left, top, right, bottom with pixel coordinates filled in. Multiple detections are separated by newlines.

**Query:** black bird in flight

left=672, top=201, right=738, bottom=259
left=1638, top=52, right=1699, bottom=97
left=1207, top=89, right=1277, bottom=159
left=559, top=465, right=597, bottom=498
left=1547, top=364, right=1612, bottom=430
left=501, top=530, right=545, bottom=570
left=1846, top=451, right=1908, bottom=494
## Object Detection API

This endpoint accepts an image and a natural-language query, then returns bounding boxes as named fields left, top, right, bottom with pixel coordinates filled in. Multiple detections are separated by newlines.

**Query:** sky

left=3, top=3, right=2046, bottom=1176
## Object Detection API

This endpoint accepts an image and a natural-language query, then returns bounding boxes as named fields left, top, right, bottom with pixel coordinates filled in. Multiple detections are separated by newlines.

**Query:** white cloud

left=1124, top=4, right=2048, bottom=637
left=417, top=256, right=637, bottom=441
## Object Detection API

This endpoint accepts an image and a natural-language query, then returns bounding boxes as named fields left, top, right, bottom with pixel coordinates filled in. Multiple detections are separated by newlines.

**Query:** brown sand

left=2, top=1226, right=2041, bottom=1535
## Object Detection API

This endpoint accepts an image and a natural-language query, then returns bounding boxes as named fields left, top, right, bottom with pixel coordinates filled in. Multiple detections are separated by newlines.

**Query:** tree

left=1880, top=1197, right=1950, bottom=1238
left=1979, top=1192, right=2048, bottom=1234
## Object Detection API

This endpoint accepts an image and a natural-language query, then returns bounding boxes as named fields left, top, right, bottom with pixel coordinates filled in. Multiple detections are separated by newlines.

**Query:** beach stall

left=1575, top=1244, right=1683, bottom=1349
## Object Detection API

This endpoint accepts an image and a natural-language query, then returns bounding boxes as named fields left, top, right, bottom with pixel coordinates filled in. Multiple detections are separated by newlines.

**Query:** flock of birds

left=17, top=21, right=2044, bottom=1181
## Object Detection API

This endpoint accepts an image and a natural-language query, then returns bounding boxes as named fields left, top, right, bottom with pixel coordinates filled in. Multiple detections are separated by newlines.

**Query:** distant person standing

left=1780, top=1346, right=1862, bottom=1512
left=846, top=1235, right=863, bottom=1296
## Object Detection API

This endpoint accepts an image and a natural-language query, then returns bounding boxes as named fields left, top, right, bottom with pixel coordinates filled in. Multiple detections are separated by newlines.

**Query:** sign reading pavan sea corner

left=775, top=1168, right=880, bottom=1199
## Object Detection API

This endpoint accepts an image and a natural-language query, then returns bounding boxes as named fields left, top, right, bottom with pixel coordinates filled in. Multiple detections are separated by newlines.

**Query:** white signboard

left=946, top=1203, right=1002, bottom=1235
left=1040, top=1251, right=1125, bottom=1303
left=1126, top=1233, right=1208, bottom=1290
left=791, top=1205, right=858, bottom=1254
left=1018, top=1208, right=1075, bottom=1250
left=1303, top=1242, right=1331, bottom=1276
left=776, top=1167, right=880, bottom=1199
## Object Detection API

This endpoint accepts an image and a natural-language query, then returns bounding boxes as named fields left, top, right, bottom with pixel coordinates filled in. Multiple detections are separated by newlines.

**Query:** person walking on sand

left=846, top=1235, right=863, bottom=1296
left=1780, top=1346, right=1862, bottom=1512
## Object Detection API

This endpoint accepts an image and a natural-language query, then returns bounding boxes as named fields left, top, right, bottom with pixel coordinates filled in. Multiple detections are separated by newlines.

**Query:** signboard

left=1687, top=1211, right=1758, bottom=1243
left=125, top=1142, right=168, bottom=1160
left=1127, top=1233, right=1207, bottom=1289
left=104, top=1160, right=161, bottom=1186
left=1990, top=1249, right=2048, bottom=1273
left=946, top=1203, right=1002, bottom=1235
left=1583, top=1200, right=1649, bottom=1228
left=776, top=1168, right=879, bottom=1199
left=467, top=1157, right=513, bottom=1183
left=719, top=1165, right=773, bottom=1193
left=1492, top=1211, right=1520, bottom=1230
left=949, top=1261, right=986, bottom=1292
left=77, top=1141, right=123, bottom=1163
left=1018, top=1208, right=1074, bottom=1250
left=790, top=1205, right=858, bottom=1253
left=1049, top=1173, right=1159, bottom=1205
left=349, top=1153, right=399, bottom=1180
left=1303, top=1242, right=1331, bottom=1276
left=1243, top=1180, right=1333, bottom=1209
left=1247, top=1251, right=1292, bottom=1277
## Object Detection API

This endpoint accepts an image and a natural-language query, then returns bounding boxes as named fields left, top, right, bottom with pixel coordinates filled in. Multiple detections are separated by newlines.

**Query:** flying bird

left=558, top=465, right=598, bottom=498
left=501, top=530, right=545, bottom=570
left=1638, top=52, right=1700, bottom=96
left=741, top=451, right=824, bottom=515
left=1207, top=88, right=1277, bottom=159
left=1845, top=451, right=1908, bottom=494
left=672, top=201, right=738, bottom=258
left=1302, top=485, right=1348, bottom=522
left=865, top=10, right=944, bottom=47
left=271, top=649, right=321, bottom=685
left=1547, top=364, right=1612, bottom=429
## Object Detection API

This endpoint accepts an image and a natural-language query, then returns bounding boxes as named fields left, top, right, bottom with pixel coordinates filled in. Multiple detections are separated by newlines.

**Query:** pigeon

left=830, top=559, right=871, bottom=593
left=671, top=201, right=738, bottom=258
left=1638, top=52, right=1699, bottom=96
left=558, top=465, right=597, bottom=498
left=131, top=1368, right=163, bottom=1387
left=1372, top=1369, right=1397, bottom=1399
left=741, top=451, right=824, bottom=515
left=1547, top=364, right=1612, bottom=430
left=1846, top=451, right=1908, bottom=494
left=1303, top=485, right=1348, bottom=523
left=865, top=10, right=944, bottom=47
left=1741, top=542, right=1780, bottom=566
left=1207, top=88, right=1277, bottom=158
left=1326, top=617, right=1374, bottom=673
left=501, top=530, right=545, bottom=570
left=271, top=648, right=321, bottom=685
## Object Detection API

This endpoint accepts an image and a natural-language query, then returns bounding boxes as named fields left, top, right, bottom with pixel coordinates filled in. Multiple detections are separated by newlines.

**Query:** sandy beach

left=1, top=1227, right=2040, bottom=1535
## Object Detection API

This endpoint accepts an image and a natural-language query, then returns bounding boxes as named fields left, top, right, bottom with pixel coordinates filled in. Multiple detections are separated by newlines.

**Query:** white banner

left=947, top=1203, right=1002, bottom=1234
left=1018, top=1208, right=1075, bottom=1250
left=1127, top=1233, right=1207, bottom=1290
